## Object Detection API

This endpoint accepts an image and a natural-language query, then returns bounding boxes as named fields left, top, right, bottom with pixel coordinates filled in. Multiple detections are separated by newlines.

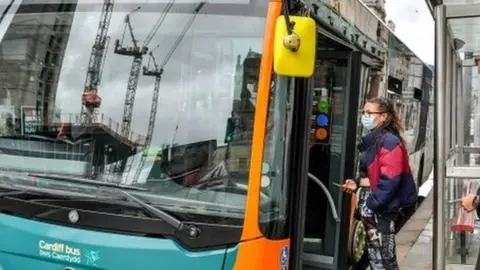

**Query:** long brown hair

left=367, top=96, right=405, bottom=144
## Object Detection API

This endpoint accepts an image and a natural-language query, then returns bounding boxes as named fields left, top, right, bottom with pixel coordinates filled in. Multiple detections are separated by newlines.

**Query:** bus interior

left=297, top=30, right=373, bottom=270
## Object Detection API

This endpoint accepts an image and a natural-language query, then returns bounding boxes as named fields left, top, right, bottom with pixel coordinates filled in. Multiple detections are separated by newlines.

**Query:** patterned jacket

left=358, top=127, right=417, bottom=213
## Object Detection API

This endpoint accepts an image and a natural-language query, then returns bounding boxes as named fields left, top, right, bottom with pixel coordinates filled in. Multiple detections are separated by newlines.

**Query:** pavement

left=364, top=177, right=480, bottom=270
left=397, top=189, right=480, bottom=270
left=398, top=216, right=480, bottom=269
left=397, top=193, right=434, bottom=269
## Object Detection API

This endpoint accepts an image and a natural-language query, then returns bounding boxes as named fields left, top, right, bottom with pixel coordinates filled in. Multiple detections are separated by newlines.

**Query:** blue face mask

left=361, top=114, right=376, bottom=130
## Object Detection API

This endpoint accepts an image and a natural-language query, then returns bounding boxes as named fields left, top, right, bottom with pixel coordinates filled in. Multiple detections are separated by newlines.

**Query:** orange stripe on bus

left=239, top=0, right=282, bottom=241
left=234, top=238, right=290, bottom=270
left=234, top=1, right=288, bottom=269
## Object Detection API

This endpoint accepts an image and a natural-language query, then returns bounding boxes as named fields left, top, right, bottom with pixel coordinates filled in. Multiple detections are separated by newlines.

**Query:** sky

left=385, top=0, right=435, bottom=65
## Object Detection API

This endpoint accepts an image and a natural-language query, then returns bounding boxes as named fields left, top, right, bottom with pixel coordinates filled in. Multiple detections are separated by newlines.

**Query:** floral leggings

left=359, top=190, right=399, bottom=270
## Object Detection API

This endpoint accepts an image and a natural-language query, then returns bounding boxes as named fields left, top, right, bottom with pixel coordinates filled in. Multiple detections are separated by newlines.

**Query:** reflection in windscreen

left=0, top=0, right=269, bottom=216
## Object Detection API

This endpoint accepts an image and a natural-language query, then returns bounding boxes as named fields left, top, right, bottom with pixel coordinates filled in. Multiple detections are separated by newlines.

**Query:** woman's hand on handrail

left=461, top=194, right=477, bottom=213
left=342, top=179, right=357, bottom=194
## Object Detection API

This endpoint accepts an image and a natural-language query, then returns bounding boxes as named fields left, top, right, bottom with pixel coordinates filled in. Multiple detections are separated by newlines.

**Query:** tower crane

left=142, top=51, right=162, bottom=146
left=132, top=2, right=206, bottom=183
left=81, top=0, right=114, bottom=124
left=114, top=0, right=175, bottom=138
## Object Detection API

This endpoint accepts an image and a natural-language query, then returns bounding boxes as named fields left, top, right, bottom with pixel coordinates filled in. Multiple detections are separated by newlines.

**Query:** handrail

left=307, top=173, right=340, bottom=222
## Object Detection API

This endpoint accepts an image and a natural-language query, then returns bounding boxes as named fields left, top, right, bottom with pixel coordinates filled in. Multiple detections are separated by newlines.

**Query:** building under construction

left=0, top=1, right=77, bottom=124
left=0, top=1, right=147, bottom=179
left=227, top=49, right=263, bottom=174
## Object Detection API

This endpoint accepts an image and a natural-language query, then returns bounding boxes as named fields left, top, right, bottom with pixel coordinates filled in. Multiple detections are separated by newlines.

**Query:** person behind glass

left=342, top=97, right=418, bottom=270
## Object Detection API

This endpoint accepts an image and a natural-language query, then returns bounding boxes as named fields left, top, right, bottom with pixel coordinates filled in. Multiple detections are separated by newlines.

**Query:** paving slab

left=396, top=193, right=434, bottom=266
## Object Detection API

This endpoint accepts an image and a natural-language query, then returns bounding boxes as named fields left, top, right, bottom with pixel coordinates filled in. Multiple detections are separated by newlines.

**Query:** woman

left=343, top=97, right=418, bottom=270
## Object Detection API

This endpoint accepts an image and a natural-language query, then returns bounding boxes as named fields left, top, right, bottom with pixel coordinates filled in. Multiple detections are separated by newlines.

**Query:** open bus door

left=288, top=49, right=373, bottom=270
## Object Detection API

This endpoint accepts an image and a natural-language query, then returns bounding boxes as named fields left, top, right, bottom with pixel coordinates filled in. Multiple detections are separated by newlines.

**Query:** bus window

left=354, top=64, right=371, bottom=191
left=386, top=90, right=420, bottom=153
left=259, top=75, right=292, bottom=238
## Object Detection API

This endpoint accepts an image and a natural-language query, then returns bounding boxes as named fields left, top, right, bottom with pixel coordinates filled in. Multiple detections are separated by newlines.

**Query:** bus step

left=303, top=237, right=323, bottom=254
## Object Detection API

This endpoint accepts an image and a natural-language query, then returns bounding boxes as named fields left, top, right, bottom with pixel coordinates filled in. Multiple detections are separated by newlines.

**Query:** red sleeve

left=366, top=143, right=405, bottom=212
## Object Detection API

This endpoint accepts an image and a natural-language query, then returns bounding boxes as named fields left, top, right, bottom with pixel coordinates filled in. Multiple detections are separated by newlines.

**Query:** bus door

left=349, top=58, right=375, bottom=268
left=301, top=50, right=371, bottom=270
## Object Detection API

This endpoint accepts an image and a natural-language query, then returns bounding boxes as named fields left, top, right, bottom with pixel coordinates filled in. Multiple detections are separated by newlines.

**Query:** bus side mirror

left=273, top=15, right=316, bottom=78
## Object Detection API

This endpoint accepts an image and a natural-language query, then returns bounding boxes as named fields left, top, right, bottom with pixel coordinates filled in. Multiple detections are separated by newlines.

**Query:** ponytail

left=367, top=97, right=406, bottom=145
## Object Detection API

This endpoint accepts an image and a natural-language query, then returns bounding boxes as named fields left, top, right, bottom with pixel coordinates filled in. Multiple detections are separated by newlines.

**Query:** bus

left=0, top=0, right=432, bottom=269
left=384, top=34, right=434, bottom=194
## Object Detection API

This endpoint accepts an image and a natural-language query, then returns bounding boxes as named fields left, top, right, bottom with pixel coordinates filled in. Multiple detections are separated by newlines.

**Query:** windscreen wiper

left=28, top=173, right=199, bottom=235
left=120, top=190, right=197, bottom=235
left=28, top=173, right=148, bottom=191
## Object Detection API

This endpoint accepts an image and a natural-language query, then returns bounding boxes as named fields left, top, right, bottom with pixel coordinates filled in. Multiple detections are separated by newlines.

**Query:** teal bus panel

left=0, top=213, right=238, bottom=270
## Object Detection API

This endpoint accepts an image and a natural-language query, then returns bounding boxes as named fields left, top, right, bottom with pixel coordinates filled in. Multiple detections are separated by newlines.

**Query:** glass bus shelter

left=429, top=0, right=480, bottom=269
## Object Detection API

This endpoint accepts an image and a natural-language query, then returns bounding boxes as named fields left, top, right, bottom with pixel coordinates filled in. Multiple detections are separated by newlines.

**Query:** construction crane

left=114, top=1, right=175, bottom=138
left=132, top=2, right=206, bottom=183
left=80, top=0, right=114, bottom=124
left=142, top=51, right=162, bottom=146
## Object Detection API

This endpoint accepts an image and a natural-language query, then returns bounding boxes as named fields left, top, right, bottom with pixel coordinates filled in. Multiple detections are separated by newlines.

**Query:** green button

left=318, top=100, right=329, bottom=113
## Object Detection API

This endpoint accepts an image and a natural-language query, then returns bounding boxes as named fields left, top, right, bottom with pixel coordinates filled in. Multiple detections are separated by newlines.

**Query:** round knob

left=188, top=226, right=200, bottom=239
left=283, top=34, right=301, bottom=52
